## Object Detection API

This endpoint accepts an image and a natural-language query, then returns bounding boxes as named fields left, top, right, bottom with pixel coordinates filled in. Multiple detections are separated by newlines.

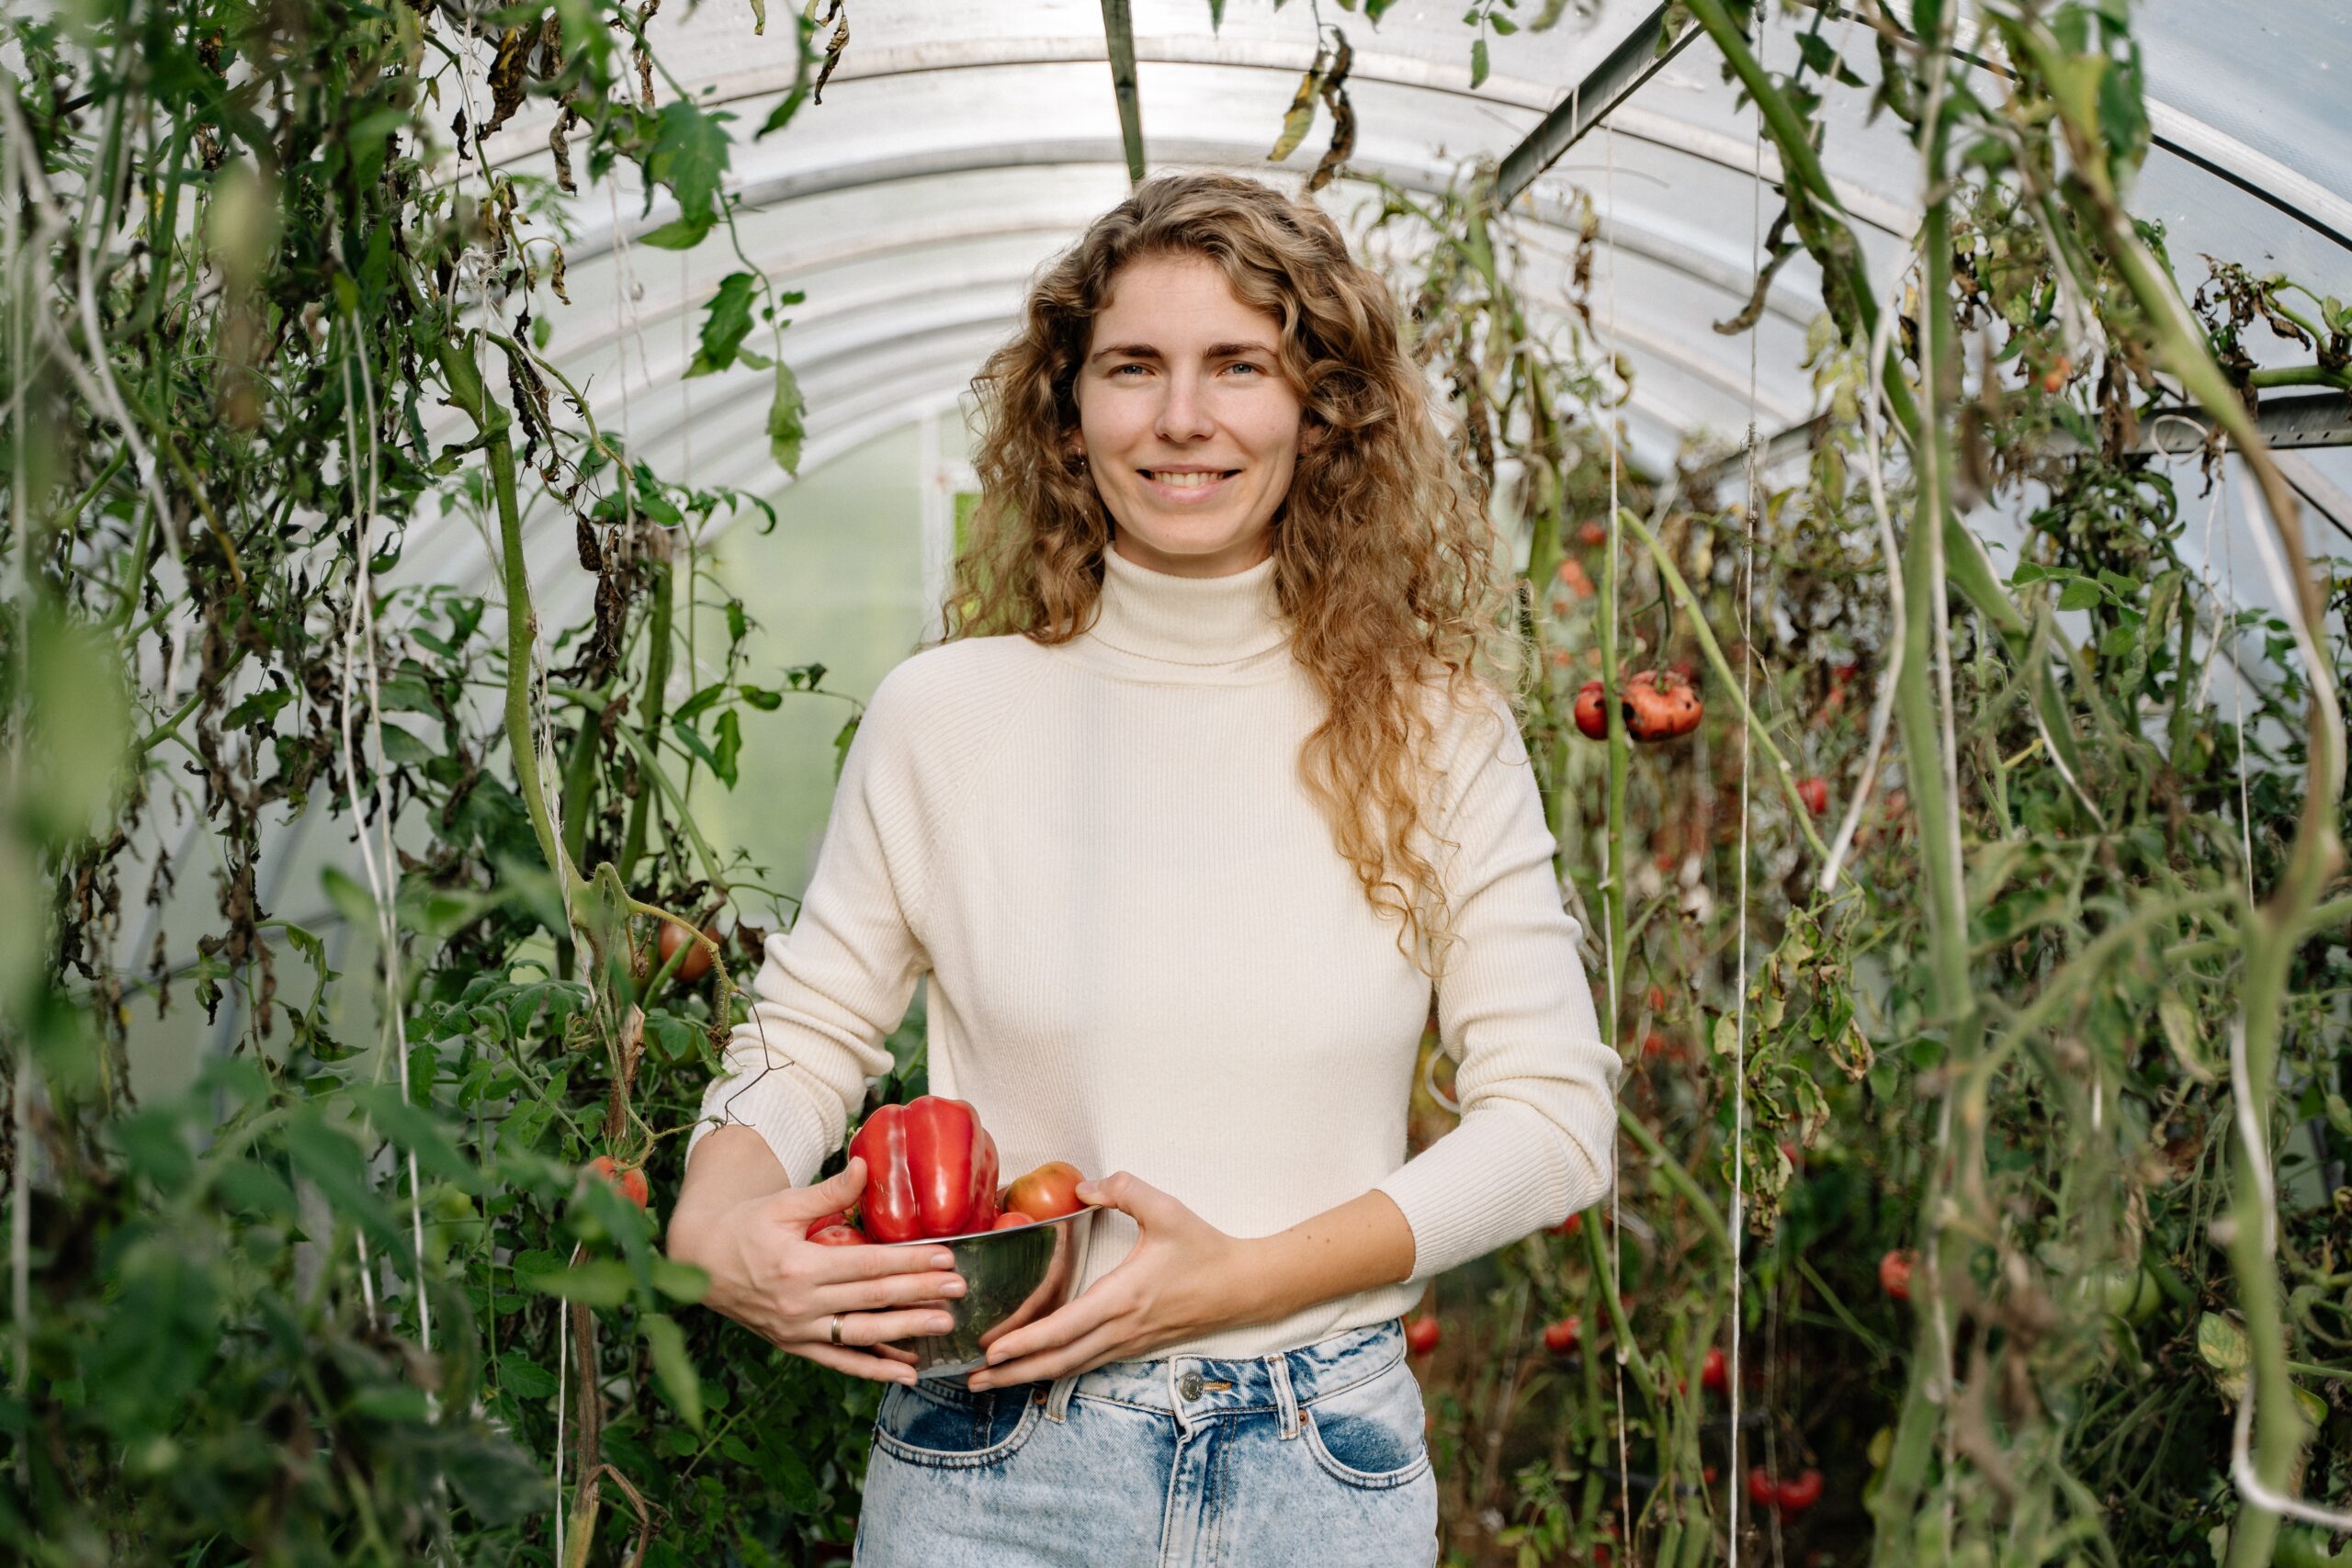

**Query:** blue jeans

left=853, top=1319, right=1440, bottom=1567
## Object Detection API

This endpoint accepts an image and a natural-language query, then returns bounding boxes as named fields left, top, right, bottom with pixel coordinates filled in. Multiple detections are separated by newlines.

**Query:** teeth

left=1148, top=471, right=1227, bottom=488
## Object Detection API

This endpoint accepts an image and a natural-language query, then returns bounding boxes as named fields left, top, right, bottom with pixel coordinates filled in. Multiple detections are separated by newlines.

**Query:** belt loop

left=1046, top=1371, right=1079, bottom=1423
left=1268, top=1352, right=1301, bottom=1439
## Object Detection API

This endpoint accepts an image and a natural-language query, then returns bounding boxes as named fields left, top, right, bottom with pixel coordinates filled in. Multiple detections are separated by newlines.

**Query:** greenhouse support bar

left=1493, top=2, right=1698, bottom=209
left=1100, top=0, right=1146, bottom=187
left=1701, top=391, right=2352, bottom=493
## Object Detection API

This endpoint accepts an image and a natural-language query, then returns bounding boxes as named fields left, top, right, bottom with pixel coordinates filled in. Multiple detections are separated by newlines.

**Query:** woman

left=665, top=171, right=1618, bottom=1566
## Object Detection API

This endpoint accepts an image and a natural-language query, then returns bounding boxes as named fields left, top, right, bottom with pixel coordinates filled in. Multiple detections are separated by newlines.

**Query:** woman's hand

left=665, top=1155, right=968, bottom=1385
left=964, top=1172, right=1251, bottom=1391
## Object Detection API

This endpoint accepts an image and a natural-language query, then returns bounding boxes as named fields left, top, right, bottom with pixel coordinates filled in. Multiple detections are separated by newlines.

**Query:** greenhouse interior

left=5, top=0, right=2351, bottom=1563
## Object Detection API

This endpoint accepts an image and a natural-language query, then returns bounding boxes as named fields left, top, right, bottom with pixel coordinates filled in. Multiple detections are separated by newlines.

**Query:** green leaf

left=650, top=1257, right=711, bottom=1304
left=713, top=709, right=741, bottom=789
left=1795, top=32, right=1838, bottom=77
left=645, top=101, right=733, bottom=234
left=517, top=1256, right=634, bottom=1308
left=281, top=1113, right=401, bottom=1250
left=2196, top=1310, right=2249, bottom=1398
left=832, top=712, right=861, bottom=782
left=348, top=1083, right=480, bottom=1188
left=687, top=272, right=759, bottom=378
left=23, top=606, right=130, bottom=844
left=1469, top=36, right=1489, bottom=89
left=117, top=1110, right=196, bottom=1190
left=672, top=681, right=729, bottom=725
left=222, top=684, right=295, bottom=732
left=768, top=358, right=806, bottom=476
left=495, top=1351, right=560, bottom=1400
left=2056, top=580, right=2103, bottom=613
left=738, top=684, right=783, bottom=711
left=211, top=1158, right=299, bottom=1219
left=377, top=722, right=438, bottom=766
left=643, top=1313, right=706, bottom=1430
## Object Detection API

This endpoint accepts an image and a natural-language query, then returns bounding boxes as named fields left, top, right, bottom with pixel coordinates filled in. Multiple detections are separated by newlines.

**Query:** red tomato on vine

left=1881, top=1248, right=1916, bottom=1303
left=584, top=1156, right=649, bottom=1210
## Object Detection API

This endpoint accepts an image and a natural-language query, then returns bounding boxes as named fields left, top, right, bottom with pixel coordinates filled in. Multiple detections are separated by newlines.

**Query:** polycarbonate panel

left=2139, top=1, right=2351, bottom=235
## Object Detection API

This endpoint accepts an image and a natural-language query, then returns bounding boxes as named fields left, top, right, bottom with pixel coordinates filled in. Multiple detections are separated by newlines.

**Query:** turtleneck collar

left=1082, top=543, right=1290, bottom=668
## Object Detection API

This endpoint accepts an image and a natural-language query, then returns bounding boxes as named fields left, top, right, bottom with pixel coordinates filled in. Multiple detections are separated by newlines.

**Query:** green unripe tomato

left=2274, top=1527, right=2352, bottom=1568
left=2098, top=1266, right=2164, bottom=1327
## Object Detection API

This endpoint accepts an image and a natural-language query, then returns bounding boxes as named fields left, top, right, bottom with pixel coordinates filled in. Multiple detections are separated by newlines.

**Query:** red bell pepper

left=848, top=1095, right=1001, bottom=1242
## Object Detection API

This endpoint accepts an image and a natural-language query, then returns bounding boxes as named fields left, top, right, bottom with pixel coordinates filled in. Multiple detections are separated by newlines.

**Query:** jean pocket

left=872, top=1379, right=1045, bottom=1470
left=1301, top=1358, right=1432, bottom=1491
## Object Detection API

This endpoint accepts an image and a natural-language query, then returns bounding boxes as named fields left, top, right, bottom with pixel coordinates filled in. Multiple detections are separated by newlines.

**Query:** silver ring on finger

left=830, top=1313, right=844, bottom=1347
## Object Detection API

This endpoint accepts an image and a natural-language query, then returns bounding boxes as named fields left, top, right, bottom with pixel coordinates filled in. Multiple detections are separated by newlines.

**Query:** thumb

left=772, top=1155, right=867, bottom=1220
left=1076, top=1170, right=1163, bottom=1221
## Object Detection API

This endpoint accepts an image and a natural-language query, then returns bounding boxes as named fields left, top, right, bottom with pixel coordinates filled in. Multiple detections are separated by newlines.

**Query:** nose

left=1154, top=369, right=1216, bottom=444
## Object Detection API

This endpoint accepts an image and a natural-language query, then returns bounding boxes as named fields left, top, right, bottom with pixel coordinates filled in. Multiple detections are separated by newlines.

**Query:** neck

left=1085, top=543, right=1288, bottom=667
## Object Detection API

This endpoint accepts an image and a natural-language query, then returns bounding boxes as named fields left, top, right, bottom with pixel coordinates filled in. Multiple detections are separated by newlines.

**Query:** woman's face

left=1071, top=252, right=1307, bottom=579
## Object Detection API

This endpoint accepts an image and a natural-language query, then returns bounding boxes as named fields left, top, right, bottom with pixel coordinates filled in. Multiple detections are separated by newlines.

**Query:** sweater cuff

left=685, top=1060, right=840, bottom=1189
left=1374, top=1100, right=1608, bottom=1281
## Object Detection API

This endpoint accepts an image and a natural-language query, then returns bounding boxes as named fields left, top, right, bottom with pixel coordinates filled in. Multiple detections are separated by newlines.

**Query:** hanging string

left=1727, top=1, right=1766, bottom=1558
left=1600, top=116, right=1634, bottom=1563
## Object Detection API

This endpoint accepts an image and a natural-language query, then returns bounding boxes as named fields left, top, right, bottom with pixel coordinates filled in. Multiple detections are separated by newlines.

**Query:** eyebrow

left=1087, top=341, right=1279, bottom=365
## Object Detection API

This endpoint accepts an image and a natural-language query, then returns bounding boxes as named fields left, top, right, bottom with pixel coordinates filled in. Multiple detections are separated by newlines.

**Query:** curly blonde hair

left=940, top=170, right=1532, bottom=978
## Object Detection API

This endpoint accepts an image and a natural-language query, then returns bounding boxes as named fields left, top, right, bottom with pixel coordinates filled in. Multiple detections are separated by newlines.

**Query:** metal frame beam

left=1694, top=392, right=2352, bottom=491
left=1495, top=2, right=1698, bottom=208
left=1100, top=0, right=1146, bottom=187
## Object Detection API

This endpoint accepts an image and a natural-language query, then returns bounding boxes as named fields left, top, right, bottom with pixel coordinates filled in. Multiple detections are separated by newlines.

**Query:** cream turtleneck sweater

left=688, top=545, right=1618, bottom=1359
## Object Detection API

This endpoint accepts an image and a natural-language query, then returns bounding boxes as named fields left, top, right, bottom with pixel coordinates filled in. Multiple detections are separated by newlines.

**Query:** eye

left=1111, top=363, right=1149, bottom=377
left=1226, top=361, right=1264, bottom=376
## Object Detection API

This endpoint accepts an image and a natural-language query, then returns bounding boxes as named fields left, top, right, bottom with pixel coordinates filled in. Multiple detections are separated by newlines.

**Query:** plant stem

left=619, top=558, right=673, bottom=884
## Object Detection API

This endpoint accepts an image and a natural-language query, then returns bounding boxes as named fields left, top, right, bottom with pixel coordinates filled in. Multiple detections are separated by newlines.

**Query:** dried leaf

left=482, top=27, right=528, bottom=137
left=1267, top=51, right=1328, bottom=162
left=813, top=1, right=849, bottom=104
left=1306, top=32, right=1354, bottom=195
left=548, top=104, right=578, bottom=195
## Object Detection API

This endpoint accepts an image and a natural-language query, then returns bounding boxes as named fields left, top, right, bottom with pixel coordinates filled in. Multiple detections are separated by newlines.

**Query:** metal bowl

left=877, top=1205, right=1099, bottom=1381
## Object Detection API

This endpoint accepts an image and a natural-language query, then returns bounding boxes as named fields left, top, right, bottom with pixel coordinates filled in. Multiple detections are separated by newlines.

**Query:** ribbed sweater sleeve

left=684, top=663, right=935, bottom=1187
left=1374, top=694, right=1619, bottom=1281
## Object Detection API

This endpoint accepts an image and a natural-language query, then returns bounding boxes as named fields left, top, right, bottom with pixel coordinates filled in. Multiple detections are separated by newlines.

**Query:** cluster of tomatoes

left=802, top=1093, right=1089, bottom=1247
left=1747, top=1464, right=1826, bottom=1516
left=1573, top=669, right=1705, bottom=743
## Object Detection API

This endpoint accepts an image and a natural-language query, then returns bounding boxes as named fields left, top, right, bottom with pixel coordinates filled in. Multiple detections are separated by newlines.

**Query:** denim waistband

left=1035, top=1318, right=1405, bottom=1431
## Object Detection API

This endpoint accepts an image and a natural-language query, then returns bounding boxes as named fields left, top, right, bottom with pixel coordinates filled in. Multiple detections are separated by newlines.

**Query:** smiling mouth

left=1140, top=469, right=1239, bottom=490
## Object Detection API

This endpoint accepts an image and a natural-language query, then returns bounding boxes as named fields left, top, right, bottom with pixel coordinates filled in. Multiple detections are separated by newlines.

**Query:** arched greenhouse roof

left=402, top=0, right=2352, bottom=626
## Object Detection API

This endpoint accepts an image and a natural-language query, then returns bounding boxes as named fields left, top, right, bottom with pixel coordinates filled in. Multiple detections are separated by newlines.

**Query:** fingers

left=768, top=1156, right=869, bottom=1221
left=972, top=1292, right=1116, bottom=1375
left=822, top=1242, right=961, bottom=1281
left=788, top=1338, right=923, bottom=1386
left=809, top=1305, right=959, bottom=1350
left=810, top=1269, right=967, bottom=1317
left=971, top=1321, right=1125, bottom=1392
